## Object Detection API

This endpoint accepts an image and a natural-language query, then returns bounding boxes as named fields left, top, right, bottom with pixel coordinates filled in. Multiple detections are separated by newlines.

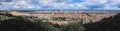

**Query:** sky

left=0, top=0, right=120, bottom=10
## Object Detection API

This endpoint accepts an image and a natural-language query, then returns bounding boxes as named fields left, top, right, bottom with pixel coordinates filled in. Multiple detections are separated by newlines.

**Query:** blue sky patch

left=0, top=0, right=120, bottom=10
left=0, top=0, right=12, bottom=2
left=67, top=0, right=85, bottom=4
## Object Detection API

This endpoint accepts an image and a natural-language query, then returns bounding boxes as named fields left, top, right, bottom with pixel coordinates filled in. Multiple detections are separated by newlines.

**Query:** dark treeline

left=0, top=13, right=120, bottom=31
left=0, top=18, right=46, bottom=31
left=0, top=13, right=85, bottom=31
left=84, top=13, right=120, bottom=31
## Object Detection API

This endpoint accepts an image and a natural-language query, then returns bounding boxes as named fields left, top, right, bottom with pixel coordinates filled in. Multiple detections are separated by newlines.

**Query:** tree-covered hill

left=84, top=13, right=120, bottom=31
left=0, top=12, right=120, bottom=31
left=0, top=13, right=85, bottom=31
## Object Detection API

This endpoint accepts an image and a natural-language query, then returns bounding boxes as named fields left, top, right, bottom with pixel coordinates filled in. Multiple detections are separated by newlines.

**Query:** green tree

left=84, top=13, right=120, bottom=31
left=59, top=22, right=85, bottom=31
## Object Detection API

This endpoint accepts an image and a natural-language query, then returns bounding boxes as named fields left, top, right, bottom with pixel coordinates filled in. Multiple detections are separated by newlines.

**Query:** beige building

left=10, top=11, right=116, bottom=24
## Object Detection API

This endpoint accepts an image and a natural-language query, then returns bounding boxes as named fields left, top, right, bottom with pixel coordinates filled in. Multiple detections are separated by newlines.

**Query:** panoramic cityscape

left=0, top=0, right=120, bottom=31
left=0, top=10, right=120, bottom=31
left=0, top=10, right=116, bottom=23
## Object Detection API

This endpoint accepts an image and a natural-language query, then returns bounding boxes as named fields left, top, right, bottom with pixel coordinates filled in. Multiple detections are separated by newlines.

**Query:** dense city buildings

left=4, top=10, right=115, bottom=24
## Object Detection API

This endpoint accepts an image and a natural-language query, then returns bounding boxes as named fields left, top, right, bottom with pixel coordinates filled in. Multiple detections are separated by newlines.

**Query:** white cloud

left=0, top=0, right=41, bottom=10
left=0, top=0, right=120, bottom=10
left=39, top=0, right=120, bottom=10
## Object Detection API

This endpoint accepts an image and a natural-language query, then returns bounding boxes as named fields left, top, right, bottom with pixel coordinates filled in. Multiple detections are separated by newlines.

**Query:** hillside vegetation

left=84, top=13, right=120, bottom=31
left=0, top=13, right=85, bottom=31
left=0, top=13, right=120, bottom=31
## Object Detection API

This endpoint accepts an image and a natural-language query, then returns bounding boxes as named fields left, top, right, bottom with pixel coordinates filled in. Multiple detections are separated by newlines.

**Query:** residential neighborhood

left=8, top=10, right=116, bottom=24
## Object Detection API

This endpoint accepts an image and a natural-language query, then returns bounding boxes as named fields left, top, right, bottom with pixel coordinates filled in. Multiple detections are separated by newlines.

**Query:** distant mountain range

left=12, top=10, right=120, bottom=13
left=0, top=10, right=120, bottom=13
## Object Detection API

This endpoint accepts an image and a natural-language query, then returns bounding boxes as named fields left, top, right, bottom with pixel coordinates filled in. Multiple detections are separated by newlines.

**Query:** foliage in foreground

left=0, top=14, right=85, bottom=31
left=1, top=13, right=120, bottom=31
left=84, top=13, right=120, bottom=31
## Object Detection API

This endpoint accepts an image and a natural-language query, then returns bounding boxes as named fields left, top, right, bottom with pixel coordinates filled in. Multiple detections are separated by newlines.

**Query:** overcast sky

left=0, top=0, right=120, bottom=10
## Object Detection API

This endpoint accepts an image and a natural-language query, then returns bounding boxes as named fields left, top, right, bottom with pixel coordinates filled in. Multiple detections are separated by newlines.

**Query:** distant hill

left=84, top=13, right=120, bottom=31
